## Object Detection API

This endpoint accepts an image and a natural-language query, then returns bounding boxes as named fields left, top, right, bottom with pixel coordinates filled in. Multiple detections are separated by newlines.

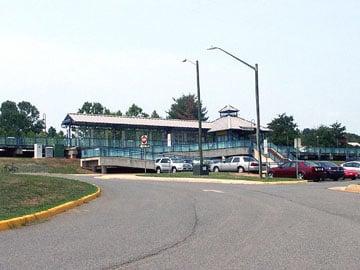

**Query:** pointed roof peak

left=219, top=105, right=239, bottom=113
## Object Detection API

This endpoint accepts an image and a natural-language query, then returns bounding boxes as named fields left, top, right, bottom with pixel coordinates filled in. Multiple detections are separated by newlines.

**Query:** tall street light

left=207, top=46, right=263, bottom=178
left=183, top=59, right=204, bottom=174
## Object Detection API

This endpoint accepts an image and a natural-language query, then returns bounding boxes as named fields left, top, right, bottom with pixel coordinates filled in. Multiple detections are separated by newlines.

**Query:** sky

left=0, top=0, right=359, bottom=134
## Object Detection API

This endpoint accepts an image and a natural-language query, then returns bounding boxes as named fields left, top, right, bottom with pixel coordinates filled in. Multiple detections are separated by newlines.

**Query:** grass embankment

left=0, top=157, right=89, bottom=174
left=0, top=173, right=97, bottom=220
left=139, top=172, right=298, bottom=182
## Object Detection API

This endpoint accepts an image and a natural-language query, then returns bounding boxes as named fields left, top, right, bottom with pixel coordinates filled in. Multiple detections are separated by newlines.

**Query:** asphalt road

left=1, top=176, right=360, bottom=270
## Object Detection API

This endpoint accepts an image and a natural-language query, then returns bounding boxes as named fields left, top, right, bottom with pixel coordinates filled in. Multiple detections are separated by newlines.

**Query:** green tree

left=126, top=104, right=148, bottom=117
left=345, top=132, right=360, bottom=143
left=113, top=110, right=122, bottom=116
left=150, top=110, right=160, bottom=118
left=166, top=94, right=208, bottom=121
left=47, top=126, right=57, bottom=137
left=78, top=102, right=111, bottom=115
left=301, top=122, right=347, bottom=147
left=47, top=127, right=65, bottom=138
left=301, top=128, right=317, bottom=146
left=0, top=100, right=44, bottom=136
left=0, top=101, right=19, bottom=135
left=267, top=113, right=299, bottom=146
left=330, top=122, right=346, bottom=146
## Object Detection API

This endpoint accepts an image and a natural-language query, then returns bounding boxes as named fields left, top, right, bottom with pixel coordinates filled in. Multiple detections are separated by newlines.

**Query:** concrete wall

left=81, top=157, right=155, bottom=171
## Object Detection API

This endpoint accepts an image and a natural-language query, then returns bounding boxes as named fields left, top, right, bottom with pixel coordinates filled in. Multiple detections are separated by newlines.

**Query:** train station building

left=62, top=105, right=271, bottom=148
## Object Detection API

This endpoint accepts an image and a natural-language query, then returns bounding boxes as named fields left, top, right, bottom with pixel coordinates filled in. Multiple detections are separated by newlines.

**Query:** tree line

left=0, top=94, right=207, bottom=138
left=267, top=113, right=359, bottom=147
left=77, top=94, right=208, bottom=121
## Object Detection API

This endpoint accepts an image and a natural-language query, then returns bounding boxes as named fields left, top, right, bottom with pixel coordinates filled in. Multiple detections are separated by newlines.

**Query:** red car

left=343, top=170, right=359, bottom=180
left=268, top=161, right=325, bottom=181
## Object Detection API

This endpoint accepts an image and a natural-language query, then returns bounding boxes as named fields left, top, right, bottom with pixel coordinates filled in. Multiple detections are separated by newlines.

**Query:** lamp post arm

left=209, top=47, right=255, bottom=70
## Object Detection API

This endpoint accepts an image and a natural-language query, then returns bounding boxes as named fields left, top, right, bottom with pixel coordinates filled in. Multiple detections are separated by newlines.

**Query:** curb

left=0, top=186, right=101, bottom=232
left=96, top=174, right=307, bottom=185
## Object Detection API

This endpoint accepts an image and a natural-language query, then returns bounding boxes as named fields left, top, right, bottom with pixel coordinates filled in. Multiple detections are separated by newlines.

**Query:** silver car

left=341, top=161, right=360, bottom=173
left=155, top=157, right=193, bottom=173
left=209, top=156, right=263, bottom=173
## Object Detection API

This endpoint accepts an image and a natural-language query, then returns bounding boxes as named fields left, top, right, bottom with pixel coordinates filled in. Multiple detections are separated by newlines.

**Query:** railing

left=1, top=135, right=359, bottom=159
left=0, top=136, right=67, bottom=147
left=82, top=139, right=253, bottom=159
left=266, top=143, right=360, bottom=161
left=82, top=147, right=156, bottom=160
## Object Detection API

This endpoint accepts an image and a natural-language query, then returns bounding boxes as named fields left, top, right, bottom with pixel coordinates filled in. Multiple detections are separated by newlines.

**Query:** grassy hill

left=0, top=173, right=97, bottom=220
left=0, top=158, right=89, bottom=174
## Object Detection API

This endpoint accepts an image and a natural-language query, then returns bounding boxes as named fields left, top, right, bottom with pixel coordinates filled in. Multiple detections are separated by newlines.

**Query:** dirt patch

left=230, top=172, right=260, bottom=178
left=345, top=184, right=360, bottom=193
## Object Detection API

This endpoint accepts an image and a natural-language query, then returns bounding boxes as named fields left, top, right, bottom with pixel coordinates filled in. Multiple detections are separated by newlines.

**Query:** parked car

left=154, top=157, right=193, bottom=173
left=268, top=161, right=325, bottom=181
left=192, top=157, right=214, bottom=165
left=341, top=161, right=360, bottom=173
left=315, top=161, right=344, bottom=181
left=343, top=169, right=359, bottom=180
left=209, top=156, right=264, bottom=173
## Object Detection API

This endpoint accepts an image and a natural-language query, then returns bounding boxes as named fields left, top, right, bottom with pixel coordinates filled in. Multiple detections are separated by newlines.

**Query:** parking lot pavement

left=0, top=176, right=359, bottom=270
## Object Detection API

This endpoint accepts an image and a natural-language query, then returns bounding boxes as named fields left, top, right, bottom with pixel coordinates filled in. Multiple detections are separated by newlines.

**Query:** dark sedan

left=268, top=161, right=325, bottom=181
left=315, top=161, right=344, bottom=181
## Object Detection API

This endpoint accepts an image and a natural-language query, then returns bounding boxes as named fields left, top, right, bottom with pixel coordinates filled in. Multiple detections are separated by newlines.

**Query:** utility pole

left=207, top=46, right=263, bottom=178
left=196, top=60, right=204, bottom=170
left=254, top=64, right=263, bottom=178
left=183, top=59, right=205, bottom=175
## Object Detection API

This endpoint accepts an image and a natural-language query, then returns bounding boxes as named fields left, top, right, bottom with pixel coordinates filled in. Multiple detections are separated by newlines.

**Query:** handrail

left=1, top=135, right=359, bottom=158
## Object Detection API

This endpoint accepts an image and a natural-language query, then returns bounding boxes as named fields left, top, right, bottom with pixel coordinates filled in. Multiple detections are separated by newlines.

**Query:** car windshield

left=172, top=159, right=184, bottom=163
left=304, top=161, right=319, bottom=167
left=243, top=157, right=257, bottom=162
left=318, top=161, right=337, bottom=167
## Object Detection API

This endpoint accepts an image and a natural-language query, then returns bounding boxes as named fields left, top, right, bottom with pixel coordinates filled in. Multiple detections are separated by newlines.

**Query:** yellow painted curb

left=0, top=186, right=101, bottom=232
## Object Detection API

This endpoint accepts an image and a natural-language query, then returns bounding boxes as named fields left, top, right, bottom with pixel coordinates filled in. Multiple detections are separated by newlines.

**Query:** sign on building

left=140, top=135, right=149, bottom=148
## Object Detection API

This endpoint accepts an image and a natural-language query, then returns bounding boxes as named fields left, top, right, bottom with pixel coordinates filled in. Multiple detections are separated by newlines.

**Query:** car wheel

left=268, top=172, right=274, bottom=178
left=172, top=167, right=177, bottom=173
left=156, top=167, right=161, bottom=174
left=238, top=166, right=245, bottom=173
left=213, top=167, right=219, bottom=173
left=298, top=172, right=305, bottom=180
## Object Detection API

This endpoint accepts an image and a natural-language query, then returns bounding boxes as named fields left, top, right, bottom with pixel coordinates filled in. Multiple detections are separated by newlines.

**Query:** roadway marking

left=202, top=189, right=225, bottom=193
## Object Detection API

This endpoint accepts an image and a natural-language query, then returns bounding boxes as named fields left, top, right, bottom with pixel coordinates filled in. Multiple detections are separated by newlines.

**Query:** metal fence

left=1, top=135, right=359, bottom=160
left=0, top=136, right=67, bottom=147
left=81, top=139, right=254, bottom=159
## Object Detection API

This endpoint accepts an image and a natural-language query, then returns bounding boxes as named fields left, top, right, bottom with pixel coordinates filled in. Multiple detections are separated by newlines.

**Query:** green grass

left=0, top=172, right=97, bottom=220
left=138, top=172, right=298, bottom=182
left=0, top=157, right=89, bottom=174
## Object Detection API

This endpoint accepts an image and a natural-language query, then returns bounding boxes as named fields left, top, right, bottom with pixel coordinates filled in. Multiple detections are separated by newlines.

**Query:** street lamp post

left=183, top=59, right=204, bottom=174
left=207, top=47, right=263, bottom=178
